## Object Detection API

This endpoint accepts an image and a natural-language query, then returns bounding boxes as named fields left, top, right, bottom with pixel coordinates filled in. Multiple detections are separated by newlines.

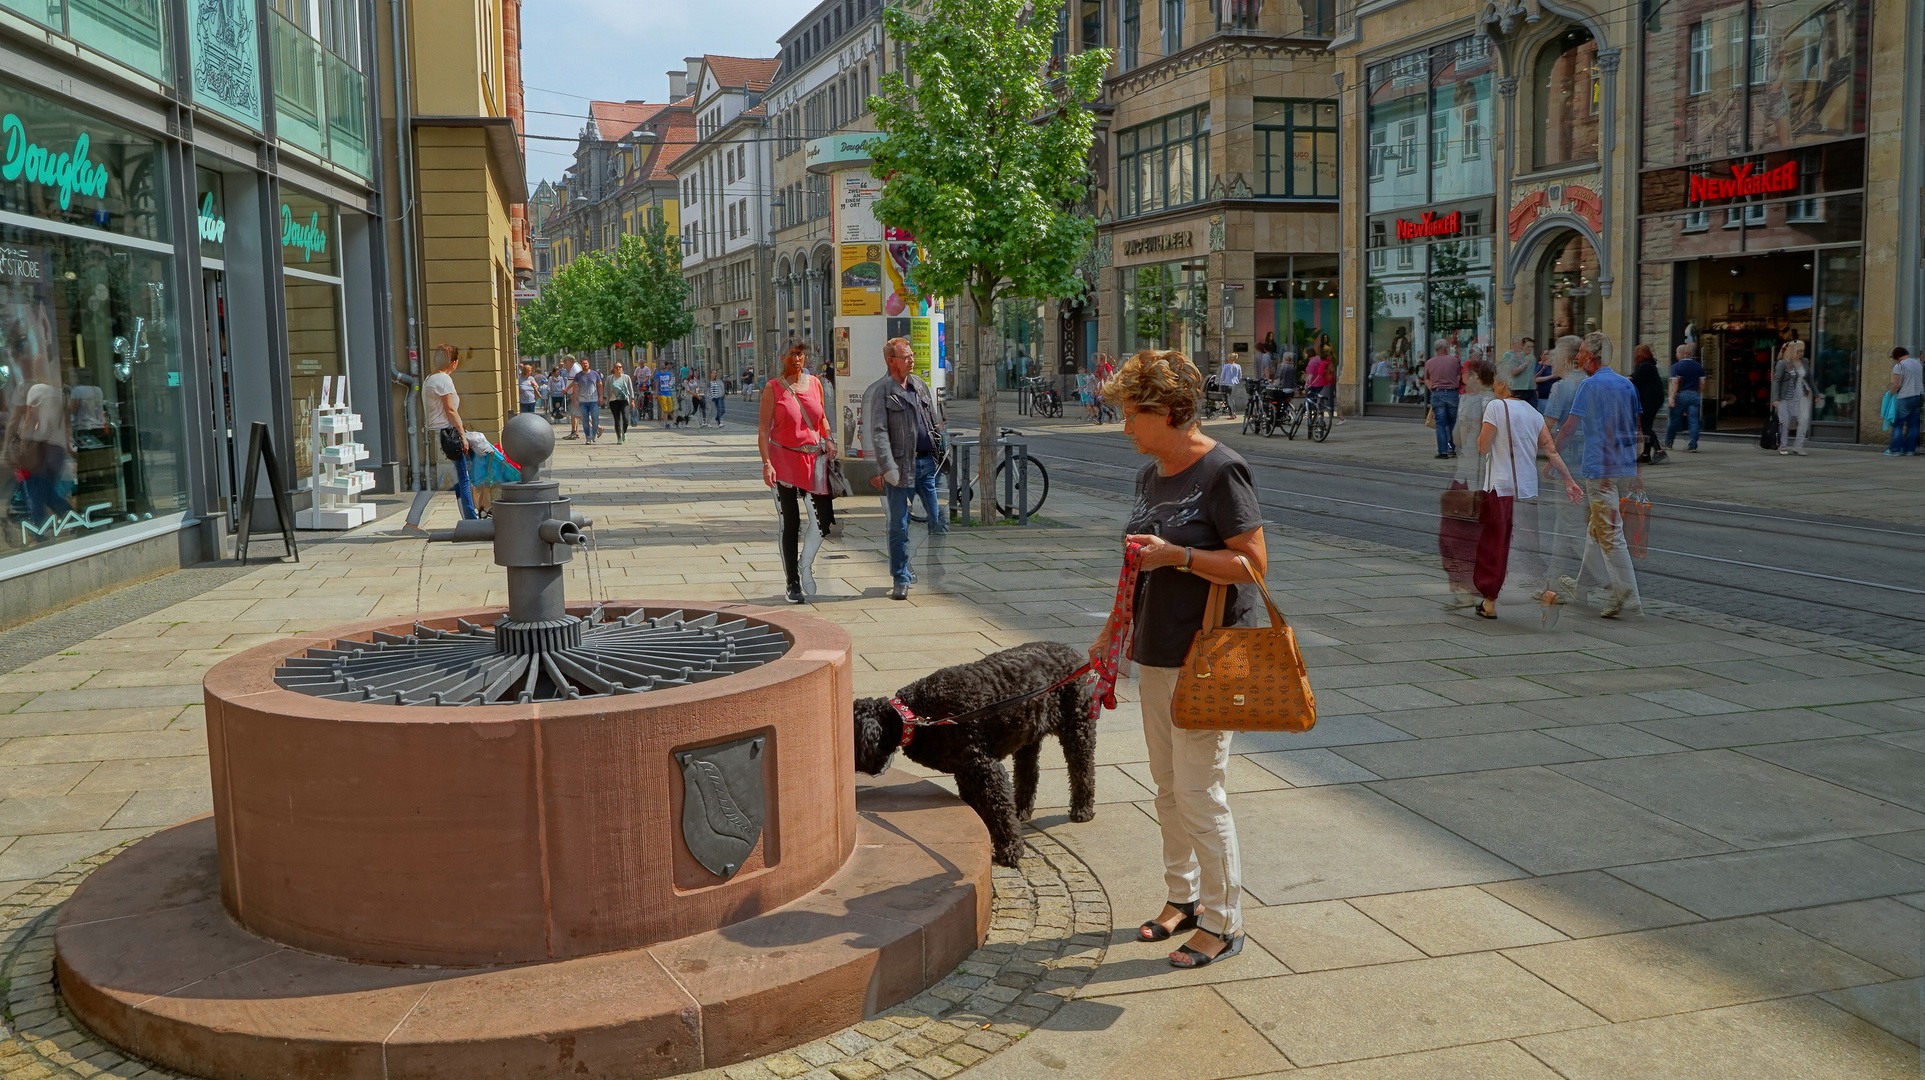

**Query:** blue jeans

left=711, top=396, right=726, bottom=423
left=1430, top=389, right=1459, bottom=455
left=1892, top=394, right=1923, bottom=454
left=1665, top=390, right=1701, bottom=449
left=884, top=454, right=944, bottom=585
left=579, top=402, right=601, bottom=441
left=451, top=451, right=478, bottom=520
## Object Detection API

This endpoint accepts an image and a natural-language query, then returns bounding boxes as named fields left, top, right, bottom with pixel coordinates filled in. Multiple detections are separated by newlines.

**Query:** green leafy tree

left=606, top=219, right=694, bottom=363
left=517, top=287, right=564, bottom=360
left=870, top=0, right=1107, bottom=511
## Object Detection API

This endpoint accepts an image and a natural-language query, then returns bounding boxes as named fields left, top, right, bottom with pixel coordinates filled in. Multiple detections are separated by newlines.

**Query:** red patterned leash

left=1088, top=540, right=1143, bottom=721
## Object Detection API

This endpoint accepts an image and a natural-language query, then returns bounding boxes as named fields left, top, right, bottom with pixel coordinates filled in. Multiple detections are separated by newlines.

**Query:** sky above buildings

left=521, top=0, right=815, bottom=186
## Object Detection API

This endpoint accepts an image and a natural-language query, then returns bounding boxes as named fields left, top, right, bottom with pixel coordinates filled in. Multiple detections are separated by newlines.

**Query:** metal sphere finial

left=502, top=412, right=555, bottom=480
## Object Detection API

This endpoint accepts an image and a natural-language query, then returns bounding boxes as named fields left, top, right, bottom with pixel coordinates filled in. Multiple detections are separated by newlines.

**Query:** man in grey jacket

left=862, top=337, right=946, bottom=600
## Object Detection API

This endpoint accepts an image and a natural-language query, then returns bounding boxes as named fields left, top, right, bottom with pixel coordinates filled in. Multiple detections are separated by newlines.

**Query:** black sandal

left=1137, top=900, right=1199, bottom=943
left=1169, top=930, right=1244, bottom=969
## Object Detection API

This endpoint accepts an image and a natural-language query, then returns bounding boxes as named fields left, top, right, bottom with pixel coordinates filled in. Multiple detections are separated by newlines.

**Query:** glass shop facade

left=0, top=0, right=390, bottom=627
left=1362, top=36, right=1499, bottom=415
left=1636, top=0, right=1871, bottom=440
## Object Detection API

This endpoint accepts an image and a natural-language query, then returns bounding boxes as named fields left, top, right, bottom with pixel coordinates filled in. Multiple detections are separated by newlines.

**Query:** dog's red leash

left=887, top=542, right=1142, bottom=744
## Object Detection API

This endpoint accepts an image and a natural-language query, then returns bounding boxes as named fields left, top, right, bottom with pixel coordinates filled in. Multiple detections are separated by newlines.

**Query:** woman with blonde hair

left=1090, top=349, right=1265, bottom=970
left=1771, top=340, right=1814, bottom=456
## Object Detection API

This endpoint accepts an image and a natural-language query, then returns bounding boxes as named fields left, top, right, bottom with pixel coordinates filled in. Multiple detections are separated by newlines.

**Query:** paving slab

left=1368, top=767, right=1731, bottom=875
left=1768, top=898, right=1922, bottom=978
left=1551, top=750, right=1925, bottom=847
left=1818, top=979, right=1920, bottom=1045
left=1738, top=737, right=1925, bottom=812
left=1501, top=915, right=1896, bottom=1021
left=961, top=986, right=1290, bottom=1080
left=1860, top=830, right=1925, bottom=865
left=1239, top=900, right=1426, bottom=972
left=1706, top=676, right=1923, bottom=710
left=1608, top=840, right=1925, bottom=918
left=1630, top=689, right=1750, bottom=716
left=1368, top=703, right=1551, bottom=739
left=1216, top=952, right=1603, bottom=1067
left=1232, top=715, right=1415, bottom=751
left=1817, top=701, right=1925, bottom=732
left=0, top=792, right=132, bottom=836
left=1626, top=710, right=1876, bottom=749
left=1539, top=723, right=1691, bottom=757
left=1256, top=1042, right=1566, bottom=1079
left=1517, top=694, right=1683, bottom=725
left=1241, top=749, right=1382, bottom=787
left=1477, top=872, right=1701, bottom=938
left=1332, top=731, right=1597, bottom=779
left=1347, top=887, right=1566, bottom=956
left=1518, top=997, right=1919, bottom=1080
left=1228, top=786, right=1525, bottom=905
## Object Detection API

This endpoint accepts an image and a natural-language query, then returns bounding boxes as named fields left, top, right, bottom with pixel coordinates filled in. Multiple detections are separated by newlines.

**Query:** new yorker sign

left=1395, top=210, right=1462, bottom=241
left=1688, top=160, right=1799, bottom=203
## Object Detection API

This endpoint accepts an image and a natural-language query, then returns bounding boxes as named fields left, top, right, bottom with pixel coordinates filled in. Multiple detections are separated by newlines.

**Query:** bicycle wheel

left=1310, top=403, right=1332, bottom=442
left=1280, top=402, right=1303, bottom=439
left=993, top=457, right=1049, bottom=518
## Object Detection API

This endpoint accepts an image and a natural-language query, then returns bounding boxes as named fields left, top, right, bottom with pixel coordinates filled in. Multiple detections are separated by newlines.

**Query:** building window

left=1122, top=0, right=1140, bottom=68
left=1121, top=260, right=1208, bottom=360
left=1687, top=21, right=1711, bottom=95
left=1116, top=107, right=1209, bottom=218
left=1080, top=0, right=1103, bottom=50
left=1533, top=27, right=1599, bottom=168
left=1254, top=99, right=1338, bottom=199
left=1161, top=0, right=1183, bottom=56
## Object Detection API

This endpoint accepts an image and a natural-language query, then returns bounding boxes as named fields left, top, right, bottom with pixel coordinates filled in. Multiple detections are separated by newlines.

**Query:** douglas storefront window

left=0, top=80, right=187, bottom=562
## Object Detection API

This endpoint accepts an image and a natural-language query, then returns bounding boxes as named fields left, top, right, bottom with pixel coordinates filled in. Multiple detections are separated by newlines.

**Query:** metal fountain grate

left=273, top=608, right=792, bottom=706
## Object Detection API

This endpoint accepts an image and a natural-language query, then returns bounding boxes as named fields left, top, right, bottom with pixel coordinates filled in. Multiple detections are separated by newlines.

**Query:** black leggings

left=1639, top=406, right=1661, bottom=460
left=776, top=483, right=835, bottom=592
left=609, top=400, right=629, bottom=439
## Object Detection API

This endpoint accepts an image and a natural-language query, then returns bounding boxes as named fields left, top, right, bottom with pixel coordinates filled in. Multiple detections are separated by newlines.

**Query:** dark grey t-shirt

left=1126, top=444, right=1267, bottom=668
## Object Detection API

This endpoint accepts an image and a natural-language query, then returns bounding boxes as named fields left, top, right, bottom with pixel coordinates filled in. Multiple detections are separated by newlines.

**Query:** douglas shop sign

left=1395, top=210, right=1462, bottom=241
left=1689, top=161, right=1798, bottom=203
left=280, top=203, right=328, bottom=261
left=1, top=114, right=111, bottom=209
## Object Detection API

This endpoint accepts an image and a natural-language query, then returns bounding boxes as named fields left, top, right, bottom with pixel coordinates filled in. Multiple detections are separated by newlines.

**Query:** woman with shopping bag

left=1086, top=349, right=1310, bottom=971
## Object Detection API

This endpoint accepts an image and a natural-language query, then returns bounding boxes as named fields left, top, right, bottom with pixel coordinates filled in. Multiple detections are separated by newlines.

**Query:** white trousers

left=1777, top=395, right=1811, bottom=450
left=1579, top=478, right=1642, bottom=608
left=1139, top=665, right=1242, bottom=937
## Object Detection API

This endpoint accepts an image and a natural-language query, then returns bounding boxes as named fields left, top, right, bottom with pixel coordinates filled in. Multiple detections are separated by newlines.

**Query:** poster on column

left=883, top=238, right=932, bottom=319
left=909, top=318, right=933, bottom=383
left=837, top=171, right=881, bottom=243
left=839, top=244, right=883, bottom=316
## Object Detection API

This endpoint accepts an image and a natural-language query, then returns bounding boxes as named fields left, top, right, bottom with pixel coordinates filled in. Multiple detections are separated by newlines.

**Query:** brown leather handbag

left=1171, top=556, right=1317, bottom=733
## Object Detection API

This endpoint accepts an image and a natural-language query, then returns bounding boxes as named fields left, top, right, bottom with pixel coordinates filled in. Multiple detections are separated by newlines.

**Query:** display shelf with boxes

left=298, top=376, right=377, bottom=529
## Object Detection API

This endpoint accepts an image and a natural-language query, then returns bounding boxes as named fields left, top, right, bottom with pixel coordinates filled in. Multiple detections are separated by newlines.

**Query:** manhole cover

left=274, top=608, right=791, bottom=706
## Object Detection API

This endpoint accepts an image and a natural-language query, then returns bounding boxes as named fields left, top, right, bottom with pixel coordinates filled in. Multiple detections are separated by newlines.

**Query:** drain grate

left=273, top=608, right=791, bottom=706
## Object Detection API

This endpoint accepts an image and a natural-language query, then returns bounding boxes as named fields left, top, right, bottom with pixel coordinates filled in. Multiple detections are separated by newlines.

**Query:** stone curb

left=0, top=831, right=1109, bottom=1080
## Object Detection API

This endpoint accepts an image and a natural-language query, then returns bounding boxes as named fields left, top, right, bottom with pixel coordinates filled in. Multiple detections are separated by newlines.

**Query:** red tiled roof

left=703, top=55, right=781, bottom=92
left=648, top=111, right=698, bottom=180
left=589, top=100, right=667, bottom=143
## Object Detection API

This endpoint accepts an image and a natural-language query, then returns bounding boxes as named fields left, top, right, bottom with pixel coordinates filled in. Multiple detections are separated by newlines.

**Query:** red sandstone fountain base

left=55, top=771, right=988, bottom=1080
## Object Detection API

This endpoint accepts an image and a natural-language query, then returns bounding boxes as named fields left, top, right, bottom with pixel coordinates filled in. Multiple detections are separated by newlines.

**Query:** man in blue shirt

left=1556, top=332, right=1642, bottom=618
left=1664, top=343, right=1706, bottom=452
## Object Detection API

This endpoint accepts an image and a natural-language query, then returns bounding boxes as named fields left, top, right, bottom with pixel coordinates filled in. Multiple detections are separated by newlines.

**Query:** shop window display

left=1364, top=214, right=1495, bottom=407
left=1, top=83, right=186, bottom=560
left=280, top=188, right=342, bottom=480
left=1121, top=261, right=1207, bottom=362
left=1253, top=254, right=1338, bottom=375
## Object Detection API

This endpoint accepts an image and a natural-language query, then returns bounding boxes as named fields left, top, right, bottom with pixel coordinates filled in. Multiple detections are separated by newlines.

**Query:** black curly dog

left=854, top=641, right=1098, bottom=867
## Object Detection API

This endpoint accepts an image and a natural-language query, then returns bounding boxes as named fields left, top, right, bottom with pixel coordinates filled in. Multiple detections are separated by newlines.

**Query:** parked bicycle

left=908, top=427, right=1051, bottom=522
left=1240, top=378, right=1294, bottom=437
left=1278, top=390, right=1333, bottom=442
left=1018, top=376, right=1063, bottom=419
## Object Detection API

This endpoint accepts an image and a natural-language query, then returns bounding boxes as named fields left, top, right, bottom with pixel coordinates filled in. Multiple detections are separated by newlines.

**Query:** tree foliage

left=869, top=0, right=1107, bottom=512
left=516, top=217, right=693, bottom=359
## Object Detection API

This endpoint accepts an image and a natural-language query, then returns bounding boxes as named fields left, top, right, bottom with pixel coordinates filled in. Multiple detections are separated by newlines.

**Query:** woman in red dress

left=759, top=342, right=835, bottom=603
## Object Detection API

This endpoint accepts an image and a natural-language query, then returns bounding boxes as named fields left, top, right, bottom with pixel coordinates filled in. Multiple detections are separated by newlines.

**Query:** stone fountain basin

left=52, top=600, right=993, bottom=1080
left=198, top=601, right=855, bottom=968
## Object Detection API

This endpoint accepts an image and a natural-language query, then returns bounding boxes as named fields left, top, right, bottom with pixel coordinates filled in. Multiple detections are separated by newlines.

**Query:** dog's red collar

left=888, top=696, right=954, bottom=747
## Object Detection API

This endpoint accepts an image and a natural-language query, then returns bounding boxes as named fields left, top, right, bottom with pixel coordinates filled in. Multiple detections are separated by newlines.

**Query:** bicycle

left=1018, top=376, right=1063, bottom=418
left=908, top=427, right=1051, bottom=522
left=1280, top=390, right=1333, bottom=442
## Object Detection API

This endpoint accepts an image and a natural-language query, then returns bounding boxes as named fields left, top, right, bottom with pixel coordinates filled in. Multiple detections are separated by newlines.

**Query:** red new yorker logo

left=1396, top=211, right=1462, bottom=240
left=1689, top=161, right=1799, bottom=203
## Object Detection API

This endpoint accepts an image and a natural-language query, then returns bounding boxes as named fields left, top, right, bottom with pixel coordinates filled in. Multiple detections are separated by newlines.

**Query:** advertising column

left=805, top=135, right=945, bottom=470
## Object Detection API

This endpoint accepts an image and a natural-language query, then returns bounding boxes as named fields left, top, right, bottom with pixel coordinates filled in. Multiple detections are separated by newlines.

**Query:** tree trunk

left=974, top=298, right=999, bottom=522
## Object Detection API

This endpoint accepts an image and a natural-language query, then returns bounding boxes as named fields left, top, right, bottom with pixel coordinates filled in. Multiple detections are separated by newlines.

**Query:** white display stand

left=297, top=375, right=377, bottom=529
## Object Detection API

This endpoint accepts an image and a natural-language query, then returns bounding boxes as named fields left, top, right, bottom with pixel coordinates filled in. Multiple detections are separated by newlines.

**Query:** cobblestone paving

left=0, top=834, right=1108, bottom=1080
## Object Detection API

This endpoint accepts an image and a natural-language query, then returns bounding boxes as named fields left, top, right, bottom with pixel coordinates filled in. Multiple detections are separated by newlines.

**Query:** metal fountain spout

left=427, top=412, right=594, bottom=653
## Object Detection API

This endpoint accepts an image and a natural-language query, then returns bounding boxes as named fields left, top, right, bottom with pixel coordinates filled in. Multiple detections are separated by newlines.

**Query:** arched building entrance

left=1537, top=229, right=1600, bottom=347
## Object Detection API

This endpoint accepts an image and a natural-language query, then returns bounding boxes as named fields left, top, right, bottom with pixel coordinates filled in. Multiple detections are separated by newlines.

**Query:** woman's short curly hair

left=1104, top=349, right=1203, bottom=428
